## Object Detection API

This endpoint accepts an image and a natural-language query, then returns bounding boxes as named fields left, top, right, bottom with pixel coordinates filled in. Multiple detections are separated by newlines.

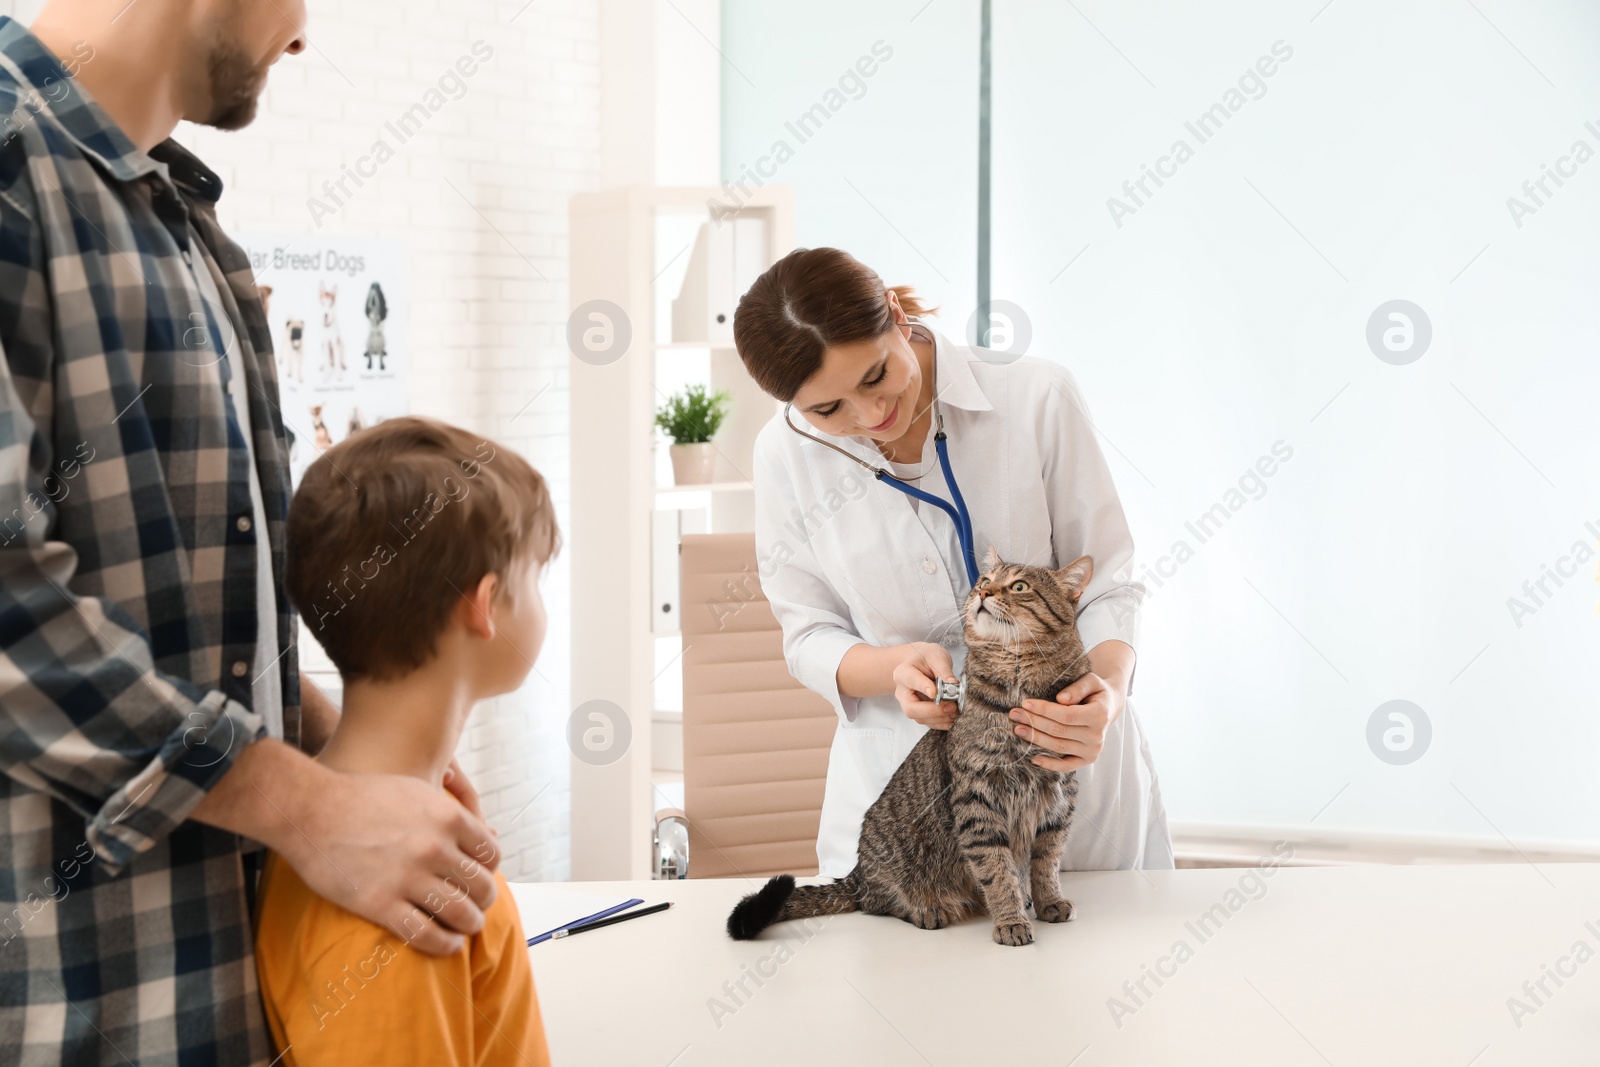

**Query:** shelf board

left=655, top=481, right=753, bottom=494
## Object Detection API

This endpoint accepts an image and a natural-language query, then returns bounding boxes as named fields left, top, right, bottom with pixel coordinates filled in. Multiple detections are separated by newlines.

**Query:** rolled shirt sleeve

left=753, top=428, right=864, bottom=723
left=1039, top=366, right=1145, bottom=688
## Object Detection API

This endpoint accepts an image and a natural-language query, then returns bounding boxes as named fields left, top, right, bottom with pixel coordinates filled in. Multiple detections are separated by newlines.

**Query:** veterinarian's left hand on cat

left=1008, top=671, right=1124, bottom=772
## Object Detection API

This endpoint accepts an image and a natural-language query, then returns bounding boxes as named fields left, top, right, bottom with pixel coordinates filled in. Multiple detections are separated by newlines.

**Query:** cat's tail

left=725, top=869, right=861, bottom=940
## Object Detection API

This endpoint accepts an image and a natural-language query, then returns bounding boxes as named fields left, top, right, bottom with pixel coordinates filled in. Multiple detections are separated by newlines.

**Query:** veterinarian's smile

left=863, top=401, right=900, bottom=434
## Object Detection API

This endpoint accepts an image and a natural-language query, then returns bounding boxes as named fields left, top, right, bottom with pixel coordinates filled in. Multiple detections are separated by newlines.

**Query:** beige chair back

left=678, top=533, right=836, bottom=878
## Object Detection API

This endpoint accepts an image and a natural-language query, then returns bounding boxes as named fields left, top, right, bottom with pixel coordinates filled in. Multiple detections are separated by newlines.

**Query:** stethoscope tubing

left=934, top=433, right=978, bottom=585
left=876, top=434, right=978, bottom=586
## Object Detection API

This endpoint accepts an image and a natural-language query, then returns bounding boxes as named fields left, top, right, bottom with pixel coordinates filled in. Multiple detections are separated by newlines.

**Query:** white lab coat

left=752, top=329, right=1174, bottom=879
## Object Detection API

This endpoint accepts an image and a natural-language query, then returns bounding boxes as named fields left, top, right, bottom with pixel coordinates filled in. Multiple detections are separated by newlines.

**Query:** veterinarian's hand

left=893, top=641, right=958, bottom=731
left=1009, top=671, right=1124, bottom=772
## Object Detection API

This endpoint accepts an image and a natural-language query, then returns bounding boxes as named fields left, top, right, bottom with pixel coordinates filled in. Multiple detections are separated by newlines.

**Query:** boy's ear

left=982, top=543, right=1003, bottom=574
left=1053, top=555, right=1094, bottom=601
left=456, top=572, right=499, bottom=640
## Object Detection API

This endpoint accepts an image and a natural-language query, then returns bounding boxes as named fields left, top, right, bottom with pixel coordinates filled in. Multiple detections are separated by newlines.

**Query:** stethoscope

left=782, top=320, right=979, bottom=587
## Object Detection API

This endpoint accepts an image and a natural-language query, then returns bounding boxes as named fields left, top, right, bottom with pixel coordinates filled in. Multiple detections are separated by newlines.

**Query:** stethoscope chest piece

left=936, top=677, right=963, bottom=706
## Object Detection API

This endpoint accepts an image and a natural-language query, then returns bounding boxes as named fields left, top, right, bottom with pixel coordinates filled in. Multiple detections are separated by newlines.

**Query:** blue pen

left=527, top=897, right=644, bottom=946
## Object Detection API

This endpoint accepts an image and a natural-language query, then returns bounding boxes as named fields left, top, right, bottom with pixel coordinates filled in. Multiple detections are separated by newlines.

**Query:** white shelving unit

left=567, top=185, right=793, bottom=879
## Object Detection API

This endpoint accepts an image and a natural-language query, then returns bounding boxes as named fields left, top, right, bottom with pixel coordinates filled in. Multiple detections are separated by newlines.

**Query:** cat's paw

left=907, top=906, right=949, bottom=931
left=993, top=920, right=1034, bottom=947
left=1035, top=898, right=1074, bottom=923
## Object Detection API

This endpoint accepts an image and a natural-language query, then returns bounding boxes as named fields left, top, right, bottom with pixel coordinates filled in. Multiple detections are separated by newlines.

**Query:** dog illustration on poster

left=310, top=404, right=334, bottom=450
left=364, top=282, right=388, bottom=372
left=283, top=317, right=305, bottom=383
left=318, top=282, right=346, bottom=381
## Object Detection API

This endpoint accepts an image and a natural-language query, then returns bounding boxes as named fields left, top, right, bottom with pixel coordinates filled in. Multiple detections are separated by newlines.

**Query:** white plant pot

left=670, top=442, right=717, bottom=485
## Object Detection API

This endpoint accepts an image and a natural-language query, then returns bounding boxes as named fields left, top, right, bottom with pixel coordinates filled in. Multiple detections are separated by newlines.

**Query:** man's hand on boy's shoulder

left=442, top=757, right=487, bottom=820
left=283, top=765, right=503, bottom=957
left=195, top=740, right=503, bottom=955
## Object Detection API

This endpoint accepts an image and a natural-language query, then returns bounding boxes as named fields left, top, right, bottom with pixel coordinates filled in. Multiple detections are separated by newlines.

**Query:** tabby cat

left=727, top=548, right=1095, bottom=947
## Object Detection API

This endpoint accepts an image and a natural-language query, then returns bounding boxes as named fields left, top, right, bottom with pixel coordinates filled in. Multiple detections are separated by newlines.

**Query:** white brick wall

left=3, top=0, right=599, bottom=881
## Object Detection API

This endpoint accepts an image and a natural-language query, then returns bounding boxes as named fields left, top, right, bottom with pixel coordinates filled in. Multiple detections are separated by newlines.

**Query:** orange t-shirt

left=254, top=848, right=551, bottom=1067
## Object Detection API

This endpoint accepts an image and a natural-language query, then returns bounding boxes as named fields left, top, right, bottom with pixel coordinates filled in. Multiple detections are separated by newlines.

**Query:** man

left=0, top=3, right=504, bottom=1063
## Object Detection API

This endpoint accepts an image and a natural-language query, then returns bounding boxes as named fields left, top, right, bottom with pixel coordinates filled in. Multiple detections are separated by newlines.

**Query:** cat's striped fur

left=728, top=548, right=1094, bottom=947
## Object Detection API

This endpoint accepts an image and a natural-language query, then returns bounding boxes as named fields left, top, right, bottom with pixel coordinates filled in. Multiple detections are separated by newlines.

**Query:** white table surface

left=522, top=863, right=1600, bottom=1066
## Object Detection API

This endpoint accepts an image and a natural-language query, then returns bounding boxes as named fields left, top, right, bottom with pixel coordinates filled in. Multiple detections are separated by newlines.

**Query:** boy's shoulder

left=255, top=851, right=406, bottom=976
left=255, top=852, right=527, bottom=980
left=254, top=843, right=548, bottom=1063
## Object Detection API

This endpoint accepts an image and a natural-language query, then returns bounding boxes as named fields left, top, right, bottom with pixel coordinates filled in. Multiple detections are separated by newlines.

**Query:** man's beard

left=202, top=41, right=265, bottom=130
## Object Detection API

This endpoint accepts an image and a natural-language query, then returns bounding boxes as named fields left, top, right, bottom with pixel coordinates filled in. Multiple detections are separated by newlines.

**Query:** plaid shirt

left=0, top=19, right=299, bottom=1066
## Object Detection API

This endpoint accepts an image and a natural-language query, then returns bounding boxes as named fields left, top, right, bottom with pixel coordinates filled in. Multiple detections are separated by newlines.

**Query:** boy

left=256, top=416, right=557, bottom=1065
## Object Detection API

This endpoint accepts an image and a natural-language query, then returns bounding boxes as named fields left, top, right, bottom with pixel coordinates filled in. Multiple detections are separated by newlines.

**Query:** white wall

left=3, top=0, right=601, bottom=880
left=721, top=0, right=981, bottom=322
left=724, top=1, right=1600, bottom=848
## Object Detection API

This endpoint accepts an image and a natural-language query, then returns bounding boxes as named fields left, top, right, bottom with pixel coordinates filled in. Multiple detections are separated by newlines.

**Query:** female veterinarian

left=735, top=247, right=1173, bottom=879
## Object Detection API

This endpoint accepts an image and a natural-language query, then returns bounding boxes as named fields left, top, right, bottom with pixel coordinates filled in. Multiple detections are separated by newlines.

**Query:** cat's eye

left=1010, top=580, right=1028, bottom=592
left=977, top=577, right=990, bottom=588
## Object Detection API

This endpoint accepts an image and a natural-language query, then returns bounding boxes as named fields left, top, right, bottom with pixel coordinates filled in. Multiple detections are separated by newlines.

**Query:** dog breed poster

left=241, top=236, right=409, bottom=489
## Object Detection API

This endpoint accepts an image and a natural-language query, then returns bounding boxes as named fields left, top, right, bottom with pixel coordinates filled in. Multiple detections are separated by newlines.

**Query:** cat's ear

left=982, top=543, right=1003, bottom=574
left=1053, top=555, right=1094, bottom=601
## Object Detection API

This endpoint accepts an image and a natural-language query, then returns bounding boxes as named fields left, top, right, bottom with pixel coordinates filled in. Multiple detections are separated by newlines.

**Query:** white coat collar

left=926, top=327, right=995, bottom=414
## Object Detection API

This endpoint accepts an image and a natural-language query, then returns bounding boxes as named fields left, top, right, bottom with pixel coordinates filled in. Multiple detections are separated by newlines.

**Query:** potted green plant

left=656, top=383, right=731, bottom=485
